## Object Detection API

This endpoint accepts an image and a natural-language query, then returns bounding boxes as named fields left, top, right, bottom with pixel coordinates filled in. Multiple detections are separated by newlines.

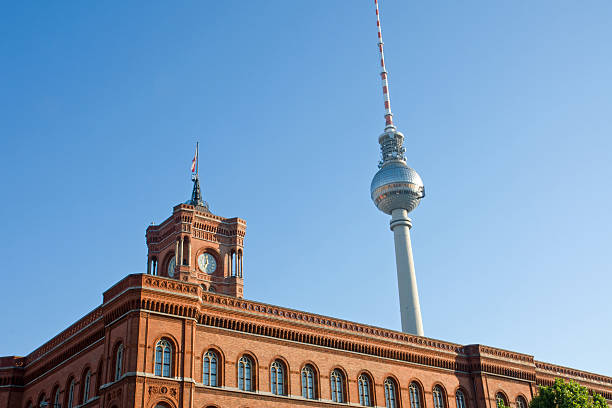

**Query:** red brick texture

left=2, top=204, right=611, bottom=408
left=1, top=273, right=611, bottom=408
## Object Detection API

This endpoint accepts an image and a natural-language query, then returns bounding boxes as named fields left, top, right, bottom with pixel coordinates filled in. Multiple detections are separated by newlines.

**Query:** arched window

left=456, top=390, right=467, bottom=408
left=330, top=369, right=345, bottom=403
left=301, top=365, right=317, bottom=399
left=433, top=386, right=445, bottom=408
left=384, top=378, right=398, bottom=408
left=115, top=344, right=124, bottom=381
left=53, top=387, right=61, bottom=408
left=516, top=396, right=527, bottom=408
left=409, top=382, right=422, bottom=408
left=203, top=350, right=218, bottom=386
left=231, top=252, right=237, bottom=276
left=37, top=393, right=47, bottom=408
left=238, top=355, right=254, bottom=391
left=66, top=379, right=75, bottom=408
left=270, top=360, right=286, bottom=395
left=95, top=359, right=103, bottom=396
left=238, top=249, right=243, bottom=277
left=154, top=339, right=172, bottom=377
left=83, top=370, right=91, bottom=403
left=358, top=374, right=373, bottom=406
left=496, top=393, right=508, bottom=408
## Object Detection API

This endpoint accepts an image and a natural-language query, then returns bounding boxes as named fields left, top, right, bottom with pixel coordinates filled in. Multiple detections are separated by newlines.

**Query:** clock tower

left=145, top=174, right=246, bottom=298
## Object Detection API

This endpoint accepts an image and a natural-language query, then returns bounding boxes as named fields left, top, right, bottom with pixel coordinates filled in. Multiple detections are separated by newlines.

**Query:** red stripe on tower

left=374, top=0, right=394, bottom=128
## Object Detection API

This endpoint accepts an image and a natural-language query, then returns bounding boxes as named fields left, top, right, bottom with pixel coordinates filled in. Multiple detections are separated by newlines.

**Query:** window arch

left=270, top=360, right=286, bottom=396
left=384, top=378, right=398, bottom=408
left=52, top=385, right=61, bottom=408
left=496, top=392, right=508, bottom=408
left=154, top=339, right=173, bottom=377
left=358, top=373, right=373, bottom=406
left=95, top=359, right=103, bottom=396
left=82, top=369, right=92, bottom=403
left=301, top=364, right=317, bottom=399
left=516, top=396, right=528, bottom=408
left=456, top=390, right=467, bottom=408
left=237, top=249, right=243, bottom=277
left=433, top=385, right=445, bottom=408
left=330, top=369, right=346, bottom=403
left=409, top=382, right=423, bottom=408
left=37, top=393, right=47, bottom=408
left=66, top=378, right=75, bottom=408
left=203, top=350, right=219, bottom=386
left=238, top=355, right=254, bottom=391
left=231, top=251, right=237, bottom=276
left=115, top=343, right=124, bottom=381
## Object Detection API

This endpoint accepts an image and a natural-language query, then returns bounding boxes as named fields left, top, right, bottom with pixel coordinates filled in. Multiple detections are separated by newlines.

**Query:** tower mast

left=369, top=0, right=425, bottom=336
left=375, top=0, right=394, bottom=130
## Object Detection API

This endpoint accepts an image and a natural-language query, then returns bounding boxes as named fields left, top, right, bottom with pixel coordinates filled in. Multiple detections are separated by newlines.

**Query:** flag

left=191, top=144, right=198, bottom=173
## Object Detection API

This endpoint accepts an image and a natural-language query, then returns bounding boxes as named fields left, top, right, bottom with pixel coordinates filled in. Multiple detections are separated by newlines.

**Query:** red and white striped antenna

left=374, top=0, right=395, bottom=129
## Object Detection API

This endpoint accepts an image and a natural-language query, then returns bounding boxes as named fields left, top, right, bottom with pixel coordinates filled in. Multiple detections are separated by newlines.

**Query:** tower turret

left=369, top=0, right=425, bottom=336
left=145, top=147, right=246, bottom=298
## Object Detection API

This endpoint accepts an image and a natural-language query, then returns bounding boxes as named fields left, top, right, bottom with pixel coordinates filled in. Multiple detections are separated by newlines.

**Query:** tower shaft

left=390, top=209, right=424, bottom=336
left=370, top=0, right=425, bottom=336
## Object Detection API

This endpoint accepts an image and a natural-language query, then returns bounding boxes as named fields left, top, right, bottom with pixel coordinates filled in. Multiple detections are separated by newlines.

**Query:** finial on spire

left=187, top=142, right=210, bottom=211
left=375, top=0, right=394, bottom=130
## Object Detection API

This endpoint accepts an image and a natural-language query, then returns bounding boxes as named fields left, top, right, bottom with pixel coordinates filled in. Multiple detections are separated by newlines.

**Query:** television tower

left=369, top=0, right=426, bottom=336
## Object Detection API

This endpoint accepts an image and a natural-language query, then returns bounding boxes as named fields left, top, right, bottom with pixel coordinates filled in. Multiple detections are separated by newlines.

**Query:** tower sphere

left=370, top=160, right=424, bottom=215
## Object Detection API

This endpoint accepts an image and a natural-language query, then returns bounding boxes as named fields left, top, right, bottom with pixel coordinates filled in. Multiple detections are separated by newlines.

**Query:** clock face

left=167, top=256, right=176, bottom=278
left=198, top=253, right=217, bottom=274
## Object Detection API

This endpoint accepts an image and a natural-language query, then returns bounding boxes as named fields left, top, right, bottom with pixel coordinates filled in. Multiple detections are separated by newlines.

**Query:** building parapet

left=24, top=307, right=103, bottom=364
left=3, top=273, right=611, bottom=401
left=535, top=361, right=612, bottom=387
left=199, top=289, right=466, bottom=355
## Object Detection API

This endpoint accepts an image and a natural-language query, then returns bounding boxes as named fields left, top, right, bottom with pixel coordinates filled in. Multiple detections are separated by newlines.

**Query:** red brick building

left=2, top=184, right=611, bottom=408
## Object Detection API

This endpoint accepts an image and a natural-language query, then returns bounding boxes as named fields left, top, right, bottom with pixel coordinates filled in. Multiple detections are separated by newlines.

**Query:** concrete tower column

left=390, top=209, right=424, bottom=336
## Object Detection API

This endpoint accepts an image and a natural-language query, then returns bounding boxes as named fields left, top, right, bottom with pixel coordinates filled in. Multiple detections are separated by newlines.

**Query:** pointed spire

left=187, top=143, right=210, bottom=211
left=189, top=175, right=204, bottom=206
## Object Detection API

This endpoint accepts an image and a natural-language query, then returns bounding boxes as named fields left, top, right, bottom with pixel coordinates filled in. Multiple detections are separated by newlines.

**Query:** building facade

left=1, top=194, right=612, bottom=408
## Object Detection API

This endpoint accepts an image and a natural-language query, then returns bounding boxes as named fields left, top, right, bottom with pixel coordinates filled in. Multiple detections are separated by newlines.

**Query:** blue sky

left=1, top=1, right=611, bottom=377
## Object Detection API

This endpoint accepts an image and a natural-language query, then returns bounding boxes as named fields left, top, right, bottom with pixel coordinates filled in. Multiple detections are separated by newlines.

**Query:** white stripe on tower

left=375, top=0, right=394, bottom=128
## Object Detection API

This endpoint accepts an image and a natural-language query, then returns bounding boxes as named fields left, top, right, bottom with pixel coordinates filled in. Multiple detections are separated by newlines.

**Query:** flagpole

left=196, top=142, right=199, bottom=176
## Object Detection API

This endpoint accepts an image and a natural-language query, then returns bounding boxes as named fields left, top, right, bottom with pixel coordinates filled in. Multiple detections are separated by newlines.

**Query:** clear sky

left=1, top=1, right=611, bottom=377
